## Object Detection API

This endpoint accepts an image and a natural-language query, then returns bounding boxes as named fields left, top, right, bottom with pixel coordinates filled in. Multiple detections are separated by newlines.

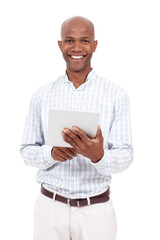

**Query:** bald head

left=61, top=16, right=95, bottom=40
left=58, top=16, right=98, bottom=74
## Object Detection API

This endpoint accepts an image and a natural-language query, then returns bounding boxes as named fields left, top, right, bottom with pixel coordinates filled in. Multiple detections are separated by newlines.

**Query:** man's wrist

left=91, top=151, right=104, bottom=163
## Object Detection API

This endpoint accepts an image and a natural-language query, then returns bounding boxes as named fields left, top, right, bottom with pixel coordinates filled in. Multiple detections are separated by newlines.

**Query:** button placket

left=69, top=90, right=80, bottom=195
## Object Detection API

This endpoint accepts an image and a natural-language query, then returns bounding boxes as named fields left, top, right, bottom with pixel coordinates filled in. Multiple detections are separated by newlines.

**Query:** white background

left=0, top=0, right=160, bottom=239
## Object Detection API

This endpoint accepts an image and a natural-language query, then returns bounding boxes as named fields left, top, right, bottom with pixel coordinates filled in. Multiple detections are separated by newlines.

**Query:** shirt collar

left=64, top=69, right=96, bottom=90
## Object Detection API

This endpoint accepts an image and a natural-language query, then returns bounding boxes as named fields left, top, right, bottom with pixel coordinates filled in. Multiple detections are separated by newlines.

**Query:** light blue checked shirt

left=20, top=69, right=133, bottom=199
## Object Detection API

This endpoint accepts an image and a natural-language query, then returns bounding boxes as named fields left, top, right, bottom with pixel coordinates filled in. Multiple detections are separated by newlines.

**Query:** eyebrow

left=64, top=36, right=74, bottom=39
left=64, top=36, right=90, bottom=39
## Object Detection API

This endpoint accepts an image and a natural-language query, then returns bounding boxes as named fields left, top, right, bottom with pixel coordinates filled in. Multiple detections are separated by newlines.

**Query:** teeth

left=71, top=56, right=83, bottom=59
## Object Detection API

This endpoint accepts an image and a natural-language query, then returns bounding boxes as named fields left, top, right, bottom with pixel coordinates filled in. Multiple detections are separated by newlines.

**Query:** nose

left=71, top=41, right=82, bottom=52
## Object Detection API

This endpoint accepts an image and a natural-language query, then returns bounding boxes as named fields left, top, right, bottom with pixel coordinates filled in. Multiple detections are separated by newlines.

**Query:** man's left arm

left=62, top=90, right=133, bottom=176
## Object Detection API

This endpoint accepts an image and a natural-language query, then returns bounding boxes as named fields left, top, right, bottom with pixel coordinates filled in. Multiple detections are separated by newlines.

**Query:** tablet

left=47, top=109, right=100, bottom=147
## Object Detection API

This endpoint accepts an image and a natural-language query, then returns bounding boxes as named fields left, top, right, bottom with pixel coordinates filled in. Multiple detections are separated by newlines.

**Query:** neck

left=66, top=66, right=92, bottom=89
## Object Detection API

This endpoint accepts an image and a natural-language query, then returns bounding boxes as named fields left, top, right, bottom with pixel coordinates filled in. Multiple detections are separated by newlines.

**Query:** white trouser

left=33, top=193, right=117, bottom=240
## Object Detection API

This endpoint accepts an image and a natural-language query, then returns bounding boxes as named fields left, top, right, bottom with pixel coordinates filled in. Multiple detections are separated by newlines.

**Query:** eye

left=82, top=40, right=90, bottom=43
left=65, top=39, right=73, bottom=43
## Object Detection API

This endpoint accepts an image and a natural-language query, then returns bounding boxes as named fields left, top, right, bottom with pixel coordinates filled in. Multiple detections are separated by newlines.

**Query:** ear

left=93, top=40, right=98, bottom=52
left=58, top=40, right=62, bottom=51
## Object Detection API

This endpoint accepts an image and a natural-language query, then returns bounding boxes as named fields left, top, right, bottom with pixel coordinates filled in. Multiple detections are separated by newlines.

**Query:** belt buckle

left=67, top=199, right=80, bottom=207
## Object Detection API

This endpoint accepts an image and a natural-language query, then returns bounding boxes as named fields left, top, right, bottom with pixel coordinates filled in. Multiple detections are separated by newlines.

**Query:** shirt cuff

left=91, top=150, right=109, bottom=169
left=44, top=145, right=56, bottom=166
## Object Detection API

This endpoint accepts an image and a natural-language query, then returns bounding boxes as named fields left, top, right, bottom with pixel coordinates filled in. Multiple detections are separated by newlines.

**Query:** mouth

left=68, top=55, right=86, bottom=61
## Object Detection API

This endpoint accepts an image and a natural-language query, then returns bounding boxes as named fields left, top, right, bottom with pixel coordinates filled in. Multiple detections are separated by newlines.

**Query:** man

left=20, top=16, right=133, bottom=240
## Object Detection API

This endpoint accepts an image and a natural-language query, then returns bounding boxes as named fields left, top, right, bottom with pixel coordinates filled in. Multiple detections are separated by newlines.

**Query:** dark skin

left=51, top=16, right=104, bottom=163
left=58, top=16, right=97, bottom=88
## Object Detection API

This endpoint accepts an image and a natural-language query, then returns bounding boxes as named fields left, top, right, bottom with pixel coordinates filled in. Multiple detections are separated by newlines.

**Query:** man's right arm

left=20, top=90, right=76, bottom=170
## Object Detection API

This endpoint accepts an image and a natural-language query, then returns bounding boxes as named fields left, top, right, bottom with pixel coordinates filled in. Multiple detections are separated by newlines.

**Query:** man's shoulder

left=33, top=74, right=65, bottom=97
left=95, top=74, right=127, bottom=97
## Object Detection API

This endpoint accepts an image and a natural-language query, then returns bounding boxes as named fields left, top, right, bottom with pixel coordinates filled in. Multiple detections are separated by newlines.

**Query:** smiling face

left=58, top=17, right=98, bottom=73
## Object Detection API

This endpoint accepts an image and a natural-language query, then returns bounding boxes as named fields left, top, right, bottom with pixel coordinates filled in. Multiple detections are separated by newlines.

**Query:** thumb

left=96, top=125, right=102, bottom=139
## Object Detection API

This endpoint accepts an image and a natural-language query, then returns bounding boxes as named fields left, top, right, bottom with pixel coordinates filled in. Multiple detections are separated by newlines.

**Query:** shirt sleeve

left=20, top=90, right=57, bottom=170
left=92, top=89, right=133, bottom=176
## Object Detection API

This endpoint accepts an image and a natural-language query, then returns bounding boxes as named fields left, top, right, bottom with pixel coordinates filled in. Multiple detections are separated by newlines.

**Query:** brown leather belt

left=41, top=184, right=110, bottom=207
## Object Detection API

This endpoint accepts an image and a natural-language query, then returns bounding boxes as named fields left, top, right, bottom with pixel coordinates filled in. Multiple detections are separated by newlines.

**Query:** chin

left=67, top=65, right=83, bottom=72
left=70, top=68, right=84, bottom=72
left=68, top=63, right=91, bottom=73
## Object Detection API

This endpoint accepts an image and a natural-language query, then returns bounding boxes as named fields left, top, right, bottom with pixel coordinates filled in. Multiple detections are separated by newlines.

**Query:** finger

left=61, top=147, right=77, bottom=157
left=54, top=155, right=67, bottom=162
left=96, top=126, right=104, bottom=143
left=56, top=148, right=73, bottom=160
left=72, top=127, right=88, bottom=141
left=62, top=129, right=81, bottom=147
left=62, top=133, right=79, bottom=149
left=52, top=148, right=67, bottom=162
left=63, top=128, right=80, bottom=139
left=96, top=125, right=102, bottom=138
left=59, top=147, right=77, bottom=154
left=70, top=148, right=78, bottom=154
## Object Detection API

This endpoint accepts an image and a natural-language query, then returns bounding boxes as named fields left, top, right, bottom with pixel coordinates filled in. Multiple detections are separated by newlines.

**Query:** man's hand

left=62, top=126, right=104, bottom=163
left=51, top=147, right=77, bottom=162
